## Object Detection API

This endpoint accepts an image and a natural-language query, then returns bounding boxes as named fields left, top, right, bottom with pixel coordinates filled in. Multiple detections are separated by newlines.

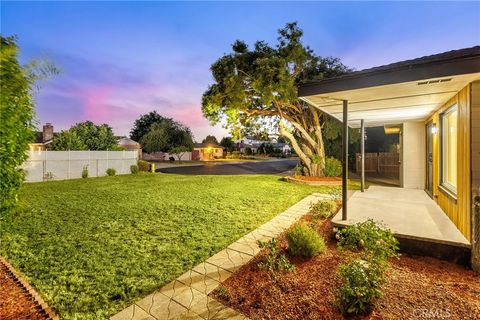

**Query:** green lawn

left=1, top=173, right=339, bottom=319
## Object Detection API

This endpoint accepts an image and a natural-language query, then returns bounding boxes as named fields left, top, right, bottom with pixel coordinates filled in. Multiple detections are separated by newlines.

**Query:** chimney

left=43, top=123, right=54, bottom=142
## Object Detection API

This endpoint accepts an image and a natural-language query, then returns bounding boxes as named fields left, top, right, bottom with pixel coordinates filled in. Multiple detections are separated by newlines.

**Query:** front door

left=426, top=122, right=434, bottom=197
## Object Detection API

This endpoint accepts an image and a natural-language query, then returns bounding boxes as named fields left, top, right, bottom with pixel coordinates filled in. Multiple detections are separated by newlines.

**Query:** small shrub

left=335, top=258, right=386, bottom=316
left=169, top=156, right=175, bottom=162
left=310, top=199, right=337, bottom=219
left=106, top=168, right=116, bottom=176
left=294, top=164, right=303, bottom=176
left=257, top=238, right=295, bottom=278
left=336, top=219, right=399, bottom=260
left=286, top=223, right=326, bottom=258
left=81, top=165, right=88, bottom=178
left=216, top=285, right=230, bottom=301
left=137, top=160, right=150, bottom=172
left=44, top=172, right=54, bottom=181
left=130, top=165, right=139, bottom=174
left=324, top=157, right=342, bottom=177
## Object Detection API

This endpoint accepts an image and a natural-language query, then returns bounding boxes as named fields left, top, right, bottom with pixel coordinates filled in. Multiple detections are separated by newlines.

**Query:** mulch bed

left=0, top=258, right=55, bottom=320
left=290, top=176, right=342, bottom=182
left=211, top=214, right=480, bottom=319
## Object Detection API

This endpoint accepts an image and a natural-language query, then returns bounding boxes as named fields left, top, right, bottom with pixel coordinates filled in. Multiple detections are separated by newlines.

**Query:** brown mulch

left=290, top=176, right=342, bottom=182
left=212, top=216, right=480, bottom=320
left=0, top=261, right=49, bottom=320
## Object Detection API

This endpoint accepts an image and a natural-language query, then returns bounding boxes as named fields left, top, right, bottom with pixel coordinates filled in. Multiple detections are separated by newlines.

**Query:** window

left=440, top=104, right=458, bottom=195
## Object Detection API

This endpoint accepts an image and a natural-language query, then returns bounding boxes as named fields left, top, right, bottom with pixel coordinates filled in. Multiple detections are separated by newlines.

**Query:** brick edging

left=0, top=256, right=59, bottom=320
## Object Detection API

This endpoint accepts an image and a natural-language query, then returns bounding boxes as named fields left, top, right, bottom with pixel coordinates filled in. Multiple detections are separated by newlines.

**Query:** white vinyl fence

left=23, top=150, right=139, bottom=182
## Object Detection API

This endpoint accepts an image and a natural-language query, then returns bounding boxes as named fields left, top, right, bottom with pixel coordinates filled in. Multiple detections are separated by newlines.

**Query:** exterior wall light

left=431, top=124, right=438, bottom=134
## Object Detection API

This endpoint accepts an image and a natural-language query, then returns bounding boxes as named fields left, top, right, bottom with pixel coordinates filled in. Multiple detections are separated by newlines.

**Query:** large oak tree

left=202, top=22, right=351, bottom=176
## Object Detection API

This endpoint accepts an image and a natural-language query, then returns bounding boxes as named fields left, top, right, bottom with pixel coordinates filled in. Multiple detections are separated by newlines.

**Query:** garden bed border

left=0, top=256, right=59, bottom=320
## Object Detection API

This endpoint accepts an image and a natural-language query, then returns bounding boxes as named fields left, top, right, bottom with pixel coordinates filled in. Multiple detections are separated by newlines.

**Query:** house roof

left=118, top=137, right=140, bottom=146
left=194, top=143, right=224, bottom=149
left=299, top=46, right=480, bottom=127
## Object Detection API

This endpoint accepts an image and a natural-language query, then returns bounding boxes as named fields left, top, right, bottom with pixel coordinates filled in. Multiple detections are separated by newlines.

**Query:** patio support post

left=342, top=100, right=348, bottom=220
left=361, top=119, right=365, bottom=192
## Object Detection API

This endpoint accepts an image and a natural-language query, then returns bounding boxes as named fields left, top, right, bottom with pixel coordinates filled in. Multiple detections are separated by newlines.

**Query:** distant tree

left=220, top=136, right=235, bottom=152
left=130, top=111, right=169, bottom=142
left=202, top=135, right=219, bottom=145
left=50, top=121, right=117, bottom=151
left=68, top=121, right=117, bottom=150
left=140, top=119, right=194, bottom=154
left=50, top=130, right=87, bottom=151
left=170, top=146, right=191, bottom=161
left=0, top=35, right=57, bottom=212
left=277, top=136, right=288, bottom=144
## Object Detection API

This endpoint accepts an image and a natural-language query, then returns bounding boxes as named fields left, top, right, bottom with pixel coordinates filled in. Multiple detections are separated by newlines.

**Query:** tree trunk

left=278, top=105, right=326, bottom=176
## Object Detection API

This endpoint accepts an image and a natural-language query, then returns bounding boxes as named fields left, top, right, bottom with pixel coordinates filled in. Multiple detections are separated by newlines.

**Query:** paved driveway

left=156, top=159, right=298, bottom=175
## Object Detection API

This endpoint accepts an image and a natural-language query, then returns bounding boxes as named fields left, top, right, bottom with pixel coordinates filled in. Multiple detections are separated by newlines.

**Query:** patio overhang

left=298, top=46, right=480, bottom=128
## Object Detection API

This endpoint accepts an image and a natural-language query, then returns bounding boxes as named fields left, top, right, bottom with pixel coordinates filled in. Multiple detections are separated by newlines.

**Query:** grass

left=0, top=173, right=342, bottom=319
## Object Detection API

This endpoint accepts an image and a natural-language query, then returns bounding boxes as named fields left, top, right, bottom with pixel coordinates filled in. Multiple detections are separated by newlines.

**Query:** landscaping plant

left=106, top=168, right=116, bottom=176
left=310, top=199, right=337, bottom=219
left=336, top=219, right=400, bottom=260
left=82, top=165, right=88, bottom=178
left=286, top=223, right=326, bottom=258
left=324, top=157, right=342, bottom=177
left=257, top=238, right=295, bottom=277
left=137, top=160, right=150, bottom=172
left=335, top=257, right=386, bottom=316
left=130, top=165, right=139, bottom=174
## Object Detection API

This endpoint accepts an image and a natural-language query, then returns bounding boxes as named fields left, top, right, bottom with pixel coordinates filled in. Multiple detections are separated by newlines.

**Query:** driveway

left=156, top=159, right=298, bottom=175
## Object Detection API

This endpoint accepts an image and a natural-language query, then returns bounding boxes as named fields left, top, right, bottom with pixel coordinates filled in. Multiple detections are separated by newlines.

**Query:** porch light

left=431, top=124, right=438, bottom=134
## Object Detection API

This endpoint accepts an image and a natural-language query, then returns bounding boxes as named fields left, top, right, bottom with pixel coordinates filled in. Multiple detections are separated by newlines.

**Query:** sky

left=2, top=1, right=479, bottom=141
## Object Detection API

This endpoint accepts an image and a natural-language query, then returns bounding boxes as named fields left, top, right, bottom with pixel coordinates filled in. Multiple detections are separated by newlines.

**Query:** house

left=192, top=143, right=224, bottom=160
left=117, top=137, right=142, bottom=159
left=29, top=123, right=56, bottom=151
left=298, top=46, right=480, bottom=271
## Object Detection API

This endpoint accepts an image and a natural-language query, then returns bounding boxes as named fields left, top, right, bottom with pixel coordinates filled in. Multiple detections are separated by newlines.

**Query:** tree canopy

left=134, top=112, right=194, bottom=154
left=220, top=136, right=235, bottom=152
left=202, top=135, right=219, bottom=145
left=50, top=121, right=117, bottom=151
left=0, top=35, right=57, bottom=212
left=202, top=22, right=352, bottom=176
left=130, top=111, right=168, bottom=142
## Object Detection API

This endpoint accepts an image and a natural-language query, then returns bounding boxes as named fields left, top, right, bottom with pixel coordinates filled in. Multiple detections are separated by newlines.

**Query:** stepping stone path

left=111, top=193, right=331, bottom=320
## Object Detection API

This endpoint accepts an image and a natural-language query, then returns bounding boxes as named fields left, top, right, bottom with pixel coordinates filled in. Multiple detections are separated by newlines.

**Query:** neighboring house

left=298, top=46, right=480, bottom=270
left=235, top=136, right=292, bottom=154
left=117, top=137, right=142, bottom=159
left=192, top=143, right=224, bottom=160
left=29, top=123, right=56, bottom=151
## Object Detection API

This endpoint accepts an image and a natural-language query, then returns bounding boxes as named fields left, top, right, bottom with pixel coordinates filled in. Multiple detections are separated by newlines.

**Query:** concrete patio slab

left=111, top=193, right=330, bottom=319
left=332, top=186, right=470, bottom=247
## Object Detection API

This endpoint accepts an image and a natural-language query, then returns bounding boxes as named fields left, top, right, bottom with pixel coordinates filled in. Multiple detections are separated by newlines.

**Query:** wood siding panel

left=425, top=84, right=471, bottom=240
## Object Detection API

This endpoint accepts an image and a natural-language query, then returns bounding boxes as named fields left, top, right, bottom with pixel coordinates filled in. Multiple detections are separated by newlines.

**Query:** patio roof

left=298, top=46, right=480, bottom=127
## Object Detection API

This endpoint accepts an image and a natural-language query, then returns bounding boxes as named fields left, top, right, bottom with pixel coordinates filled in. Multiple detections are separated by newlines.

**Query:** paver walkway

left=111, top=193, right=330, bottom=320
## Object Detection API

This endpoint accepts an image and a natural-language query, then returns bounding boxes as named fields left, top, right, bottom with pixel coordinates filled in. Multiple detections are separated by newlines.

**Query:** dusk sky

left=2, top=1, right=479, bottom=141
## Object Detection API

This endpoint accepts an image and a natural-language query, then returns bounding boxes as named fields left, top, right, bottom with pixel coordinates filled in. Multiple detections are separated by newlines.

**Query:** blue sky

left=2, top=1, right=479, bottom=140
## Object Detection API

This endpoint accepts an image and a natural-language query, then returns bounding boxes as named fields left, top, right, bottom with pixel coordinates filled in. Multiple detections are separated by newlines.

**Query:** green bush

left=310, top=199, right=337, bottom=219
left=137, top=160, right=150, bottom=172
left=324, top=157, right=342, bottom=177
left=130, top=165, right=139, bottom=174
left=286, top=223, right=326, bottom=258
left=294, top=164, right=303, bottom=176
left=257, top=238, right=295, bottom=278
left=81, top=166, right=88, bottom=179
left=106, top=168, right=116, bottom=176
left=336, top=219, right=399, bottom=260
left=335, top=258, right=386, bottom=316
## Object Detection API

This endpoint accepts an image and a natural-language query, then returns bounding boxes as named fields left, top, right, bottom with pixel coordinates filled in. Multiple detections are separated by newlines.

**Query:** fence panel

left=356, top=152, right=399, bottom=177
left=23, top=150, right=138, bottom=182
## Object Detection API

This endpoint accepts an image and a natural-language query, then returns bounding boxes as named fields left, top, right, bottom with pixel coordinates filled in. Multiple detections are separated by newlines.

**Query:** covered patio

left=332, top=186, right=469, bottom=254
left=299, top=47, right=480, bottom=264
